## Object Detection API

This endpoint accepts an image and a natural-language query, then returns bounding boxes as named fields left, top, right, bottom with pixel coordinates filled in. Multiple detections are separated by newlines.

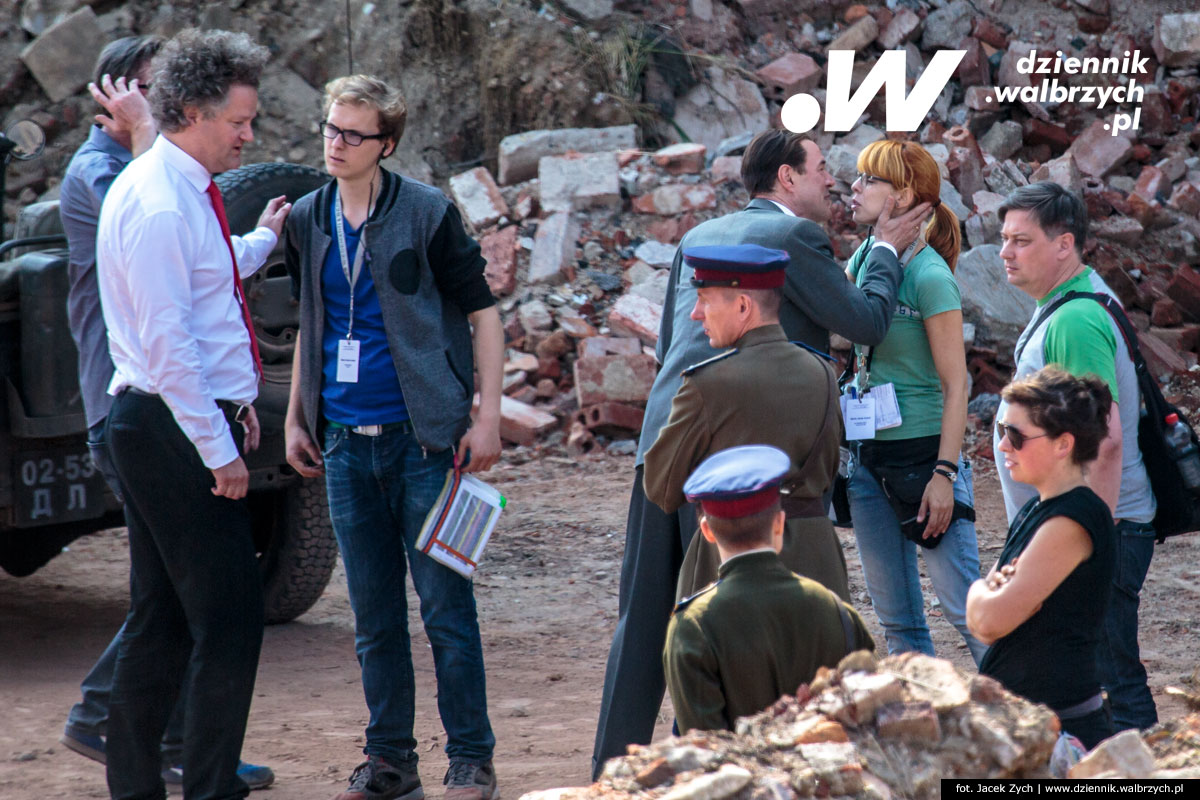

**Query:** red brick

left=528, top=212, right=579, bottom=284
left=480, top=226, right=518, bottom=297
left=1168, top=266, right=1200, bottom=321
left=535, top=378, right=558, bottom=399
left=632, top=184, right=717, bottom=215
left=535, top=329, right=573, bottom=360
left=878, top=7, right=921, bottom=49
left=497, top=395, right=558, bottom=445
left=565, top=420, right=597, bottom=457
left=506, top=352, right=539, bottom=373
left=502, top=370, right=528, bottom=394
left=964, top=86, right=997, bottom=111
left=581, top=402, right=646, bottom=435
left=634, top=757, right=674, bottom=788
left=652, top=143, right=707, bottom=175
left=1140, top=330, right=1189, bottom=377
left=1026, top=119, right=1072, bottom=150
left=1149, top=326, right=1200, bottom=353
left=876, top=702, right=942, bottom=743
left=616, top=149, right=640, bottom=167
left=955, top=36, right=991, bottom=86
left=448, top=167, right=509, bottom=230
left=536, top=356, right=561, bottom=380
left=843, top=3, right=869, bottom=23
left=646, top=213, right=699, bottom=245
left=578, top=336, right=642, bottom=359
left=1151, top=298, right=1184, bottom=327
left=607, top=294, right=663, bottom=346
left=1168, top=181, right=1200, bottom=216
left=1133, top=166, right=1167, bottom=202
left=755, top=53, right=823, bottom=103
left=558, top=313, right=598, bottom=339
left=573, top=353, right=658, bottom=407
left=972, top=18, right=1009, bottom=49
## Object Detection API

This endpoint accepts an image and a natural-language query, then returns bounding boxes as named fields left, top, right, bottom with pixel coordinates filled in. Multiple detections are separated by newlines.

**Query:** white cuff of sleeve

left=871, top=241, right=898, bottom=257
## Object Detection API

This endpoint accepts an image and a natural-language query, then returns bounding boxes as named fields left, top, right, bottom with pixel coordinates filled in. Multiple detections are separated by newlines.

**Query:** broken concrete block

left=581, top=402, right=645, bottom=435
left=878, top=7, right=921, bottom=49
left=608, top=294, right=663, bottom=346
left=876, top=702, right=941, bottom=743
left=497, top=125, right=637, bottom=185
left=1168, top=181, right=1200, bottom=217
left=579, top=336, right=642, bottom=359
left=672, top=67, right=769, bottom=154
left=1093, top=216, right=1144, bottom=245
left=980, top=120, right=1023, bottom=160
left=841, top=671, right=905, bottom=723
left=1067, top=118, right=1134, bottom=178
left=632, top=184, right=717, bottom=215
left=19, top=6, right=105, bottom=103
left=539, top=152, right=620, bottom=213
left=957, top=244, right=1037, bottom=344
left=449, top=167, right=509, bottom=230
left=1030, top=153, right=1084, bottom=194
left=921, top=0, right=972, bottom=49
left=634, top=240, right=677, bottom=269
left=1068, top=729, right=1155, bottom=778
left=710, top=155, right=742, bottom=185
left=829, top=16, right=879, bottom=52
left=1167, top=266, right=1200, bottom=321
left=517, top=300, right=554, bottom=335
left=559, top=0, right=613, bottom=21
left=652, top=143, right=707, bottom=175
left=660, top=765, right=751, bottom=800
left=480, top=226, right=518, bottom=297
left=557, top=310, right=598, bottom=339
left=1132, top=165, right=1167, bottom=203
left=1153, top=12, right=1200, bottom=68
left=755, top=53, right=823, bottom=103
left=528, top=213, right=579, bottom=284
left=574, top=353, right=658, bottom=407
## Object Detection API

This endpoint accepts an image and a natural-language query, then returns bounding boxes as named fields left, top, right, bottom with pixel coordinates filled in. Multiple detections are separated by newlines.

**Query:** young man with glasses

left=283, top=75, right=503, bottom=800
left=995, top=181, right=1158, bottom=734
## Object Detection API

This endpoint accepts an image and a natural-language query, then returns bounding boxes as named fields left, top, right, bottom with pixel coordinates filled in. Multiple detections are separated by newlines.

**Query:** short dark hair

left=1000, top=366, right=1112, bottom=465
left=702, top=504, right=779, bottom=548
left=746, top=287, right=783, bottom=319
left=94, top=35, right=165, bottom=85
left=999, top=182, right=1089, bottom=256
left=149, top=29, right=269, bottom=133
left=741, top=129, right=811, bottom=196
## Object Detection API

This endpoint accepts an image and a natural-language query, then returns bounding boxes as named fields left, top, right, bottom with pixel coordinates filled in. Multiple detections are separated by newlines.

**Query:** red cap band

left=692, top=267, right=786, bottom=289
left=698, top=485, right=781, bottom=518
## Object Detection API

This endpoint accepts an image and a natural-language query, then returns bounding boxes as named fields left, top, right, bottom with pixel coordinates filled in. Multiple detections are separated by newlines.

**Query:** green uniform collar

left=733, top=323, right=787, bottom=349
left=717, top=549, right=787, bottom=580
left=1037, top=266, right=1094, bottom=306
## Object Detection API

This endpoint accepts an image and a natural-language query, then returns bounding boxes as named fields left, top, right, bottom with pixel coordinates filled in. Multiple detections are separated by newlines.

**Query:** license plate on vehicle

left=13, top=448, right=108, bottom=527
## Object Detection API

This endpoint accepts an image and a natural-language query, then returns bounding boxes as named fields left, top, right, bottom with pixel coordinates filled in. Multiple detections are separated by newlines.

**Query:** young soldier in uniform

left=643, top=245, right=845, bottom=600
left=665, top=445, right=874, bottom=734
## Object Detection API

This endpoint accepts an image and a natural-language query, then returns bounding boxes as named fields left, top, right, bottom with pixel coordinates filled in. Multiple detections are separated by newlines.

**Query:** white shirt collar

left=766, top=199, right=796, bottom=217
left=154, top=134, right=212, bottom=193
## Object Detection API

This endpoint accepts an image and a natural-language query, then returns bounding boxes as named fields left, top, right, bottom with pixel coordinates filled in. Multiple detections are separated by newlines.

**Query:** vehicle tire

left=251, top=477, right=339, bottom=624
left=215, top=162, right=327, bottom=430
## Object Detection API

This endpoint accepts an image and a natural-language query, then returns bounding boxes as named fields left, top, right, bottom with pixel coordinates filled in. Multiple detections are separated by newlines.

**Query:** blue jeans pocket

left=321, top=426, right=349, bottom=459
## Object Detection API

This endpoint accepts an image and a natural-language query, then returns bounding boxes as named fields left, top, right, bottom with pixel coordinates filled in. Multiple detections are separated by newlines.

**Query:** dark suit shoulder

left=681, top=348, right=738, bottom=377
left=673, top=580, right=720, bottom=615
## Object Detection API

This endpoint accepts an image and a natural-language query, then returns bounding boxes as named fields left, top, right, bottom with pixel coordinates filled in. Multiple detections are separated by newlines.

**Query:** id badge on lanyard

left=334, top=188, right=368, bottom=383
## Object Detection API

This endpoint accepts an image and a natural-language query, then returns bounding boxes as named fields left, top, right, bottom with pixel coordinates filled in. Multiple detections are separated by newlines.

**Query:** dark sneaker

left=443, top=761, right=499, bottom=800
left=60, top=725, right=107, bottom=765
left=163, top=760, right=276, bottom=793
left=333, top=755, right=424, bottom=800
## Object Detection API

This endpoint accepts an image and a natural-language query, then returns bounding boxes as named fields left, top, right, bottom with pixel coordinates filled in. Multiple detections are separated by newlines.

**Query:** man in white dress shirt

left=95, top=29, right=290, bottom=800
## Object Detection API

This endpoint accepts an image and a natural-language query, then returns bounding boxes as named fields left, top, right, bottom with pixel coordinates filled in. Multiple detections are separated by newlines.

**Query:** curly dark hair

left=148, top=29, right=269, bottom=133
left=1001, top=366, right=1113, bottom=465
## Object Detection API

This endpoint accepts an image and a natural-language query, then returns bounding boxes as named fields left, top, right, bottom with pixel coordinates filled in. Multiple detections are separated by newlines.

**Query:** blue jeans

left=1097, top=520, right=1157, bottom=731
left=848, top=455, right=988, bottom=665
left=323, top=425, right=495, bottom=767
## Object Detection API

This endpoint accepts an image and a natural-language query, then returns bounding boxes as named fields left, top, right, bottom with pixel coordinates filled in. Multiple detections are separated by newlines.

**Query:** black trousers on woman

left=105, top=390, right=263, bottom=800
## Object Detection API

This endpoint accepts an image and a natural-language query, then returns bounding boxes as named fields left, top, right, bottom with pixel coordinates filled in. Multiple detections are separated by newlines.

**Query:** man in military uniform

left=664, top=445, right=874, bottom=734
left=644, top=245, right=847, bottom=600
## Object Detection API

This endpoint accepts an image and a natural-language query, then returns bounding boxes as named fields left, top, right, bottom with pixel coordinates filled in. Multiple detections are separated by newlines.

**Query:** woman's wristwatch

left=934, top=459, right=958, bottom=483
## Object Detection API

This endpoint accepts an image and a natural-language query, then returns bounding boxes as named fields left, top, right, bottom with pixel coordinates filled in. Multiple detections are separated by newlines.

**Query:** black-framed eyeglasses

left=855, top=172, right=893, bottom=186
left=319, top=121, right=388, bottom=147
left=996, top=421, right=1050, bottom=450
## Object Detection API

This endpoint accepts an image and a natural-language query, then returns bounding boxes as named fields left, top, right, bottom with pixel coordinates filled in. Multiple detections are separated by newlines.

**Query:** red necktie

left=206, top=181, right=263, bottom=382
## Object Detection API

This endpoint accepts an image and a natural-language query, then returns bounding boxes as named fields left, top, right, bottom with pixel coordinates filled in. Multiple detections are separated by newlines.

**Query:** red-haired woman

left=843, top=139, right=986, bottom=664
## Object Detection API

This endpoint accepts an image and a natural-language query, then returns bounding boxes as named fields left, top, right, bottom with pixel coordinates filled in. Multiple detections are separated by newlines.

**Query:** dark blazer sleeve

left=782, top=219, right=902, bottom=347
left=284, top=209, right=304, bottom=302
left=643, top=376, right=712, bottom=514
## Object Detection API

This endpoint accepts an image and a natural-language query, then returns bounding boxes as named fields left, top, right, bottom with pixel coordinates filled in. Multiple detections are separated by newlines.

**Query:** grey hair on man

left=148, top=29, right=269, bottom=132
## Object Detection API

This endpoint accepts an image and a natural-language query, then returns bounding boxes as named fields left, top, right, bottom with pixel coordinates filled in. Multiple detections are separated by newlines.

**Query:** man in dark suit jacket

left=591, top=129, right=930, bottom=778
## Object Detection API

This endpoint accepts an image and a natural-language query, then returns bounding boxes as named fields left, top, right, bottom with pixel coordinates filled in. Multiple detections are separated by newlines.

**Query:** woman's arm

left=918, top=308, right=968, bottom=538
left=965, top=516, right=1094, bottom=645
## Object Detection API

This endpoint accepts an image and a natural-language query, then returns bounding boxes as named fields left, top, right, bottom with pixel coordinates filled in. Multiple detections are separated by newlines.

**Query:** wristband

left=933, top=467, right=956, bottom=483
left=935, top=459, right=958, bottom=473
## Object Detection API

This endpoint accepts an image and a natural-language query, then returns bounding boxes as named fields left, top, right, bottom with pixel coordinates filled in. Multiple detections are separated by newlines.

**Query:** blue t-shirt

left=320, top=193, right=409, bottom=424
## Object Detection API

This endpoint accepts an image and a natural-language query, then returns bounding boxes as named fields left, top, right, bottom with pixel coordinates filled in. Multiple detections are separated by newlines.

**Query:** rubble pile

left=517, top=654, right=1198, bottom=800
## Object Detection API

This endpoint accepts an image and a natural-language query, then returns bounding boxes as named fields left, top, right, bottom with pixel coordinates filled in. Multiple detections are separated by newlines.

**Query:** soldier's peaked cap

left=685, top=244, right=788, bottom=289
left=684, top=444, right=791, bottom=518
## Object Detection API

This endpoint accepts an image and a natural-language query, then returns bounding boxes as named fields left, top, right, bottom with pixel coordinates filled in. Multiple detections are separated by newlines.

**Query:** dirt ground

left=1, top=450, right=1197, bottom=800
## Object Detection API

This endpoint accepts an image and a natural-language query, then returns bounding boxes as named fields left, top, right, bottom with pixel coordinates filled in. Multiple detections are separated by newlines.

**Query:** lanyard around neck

left=333, top=182, right=374, bottom=339
left=856, top=237, right=922, bottom=390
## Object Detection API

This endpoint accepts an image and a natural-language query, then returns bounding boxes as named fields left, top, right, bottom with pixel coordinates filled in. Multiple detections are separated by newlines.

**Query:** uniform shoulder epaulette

left=672, top=579, right=721, bottom=614
left=681, top=349, right=738, bottom=376
left=790, top=340, right=835, bottom=362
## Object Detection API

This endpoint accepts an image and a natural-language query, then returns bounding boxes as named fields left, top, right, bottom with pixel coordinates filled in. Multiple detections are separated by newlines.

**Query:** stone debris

left=19, top=6, right=105, bottom=103
left=448, top=167, right=509, bottom=231
left=497, top=126, right=638, bottom=185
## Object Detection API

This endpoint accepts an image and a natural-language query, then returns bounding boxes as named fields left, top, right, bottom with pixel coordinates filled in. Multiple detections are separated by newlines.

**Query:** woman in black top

left=967, top=366, right=1117, bottom=749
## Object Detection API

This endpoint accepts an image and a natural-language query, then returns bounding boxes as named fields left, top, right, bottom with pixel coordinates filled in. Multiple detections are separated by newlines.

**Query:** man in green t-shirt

left=995, top=181, right=1157, bottom=733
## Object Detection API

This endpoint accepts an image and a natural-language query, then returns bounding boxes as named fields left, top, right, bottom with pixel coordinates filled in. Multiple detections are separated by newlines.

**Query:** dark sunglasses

left=996, top=421, right=1050, bottom=450
left=319, top=121, right=388, bottom=147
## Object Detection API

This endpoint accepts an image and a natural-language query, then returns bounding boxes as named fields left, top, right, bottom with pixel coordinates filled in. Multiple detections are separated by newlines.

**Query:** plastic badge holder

left=417, top=470, right=507, bottom=578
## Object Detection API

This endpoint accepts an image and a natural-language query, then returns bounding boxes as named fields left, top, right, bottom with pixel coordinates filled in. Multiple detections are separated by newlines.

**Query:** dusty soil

left=1, top=450, right=1197, bottom=800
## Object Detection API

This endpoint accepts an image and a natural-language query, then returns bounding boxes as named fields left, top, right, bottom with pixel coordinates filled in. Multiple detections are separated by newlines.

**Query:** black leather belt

left=124, top=387, right=249, bottom=422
